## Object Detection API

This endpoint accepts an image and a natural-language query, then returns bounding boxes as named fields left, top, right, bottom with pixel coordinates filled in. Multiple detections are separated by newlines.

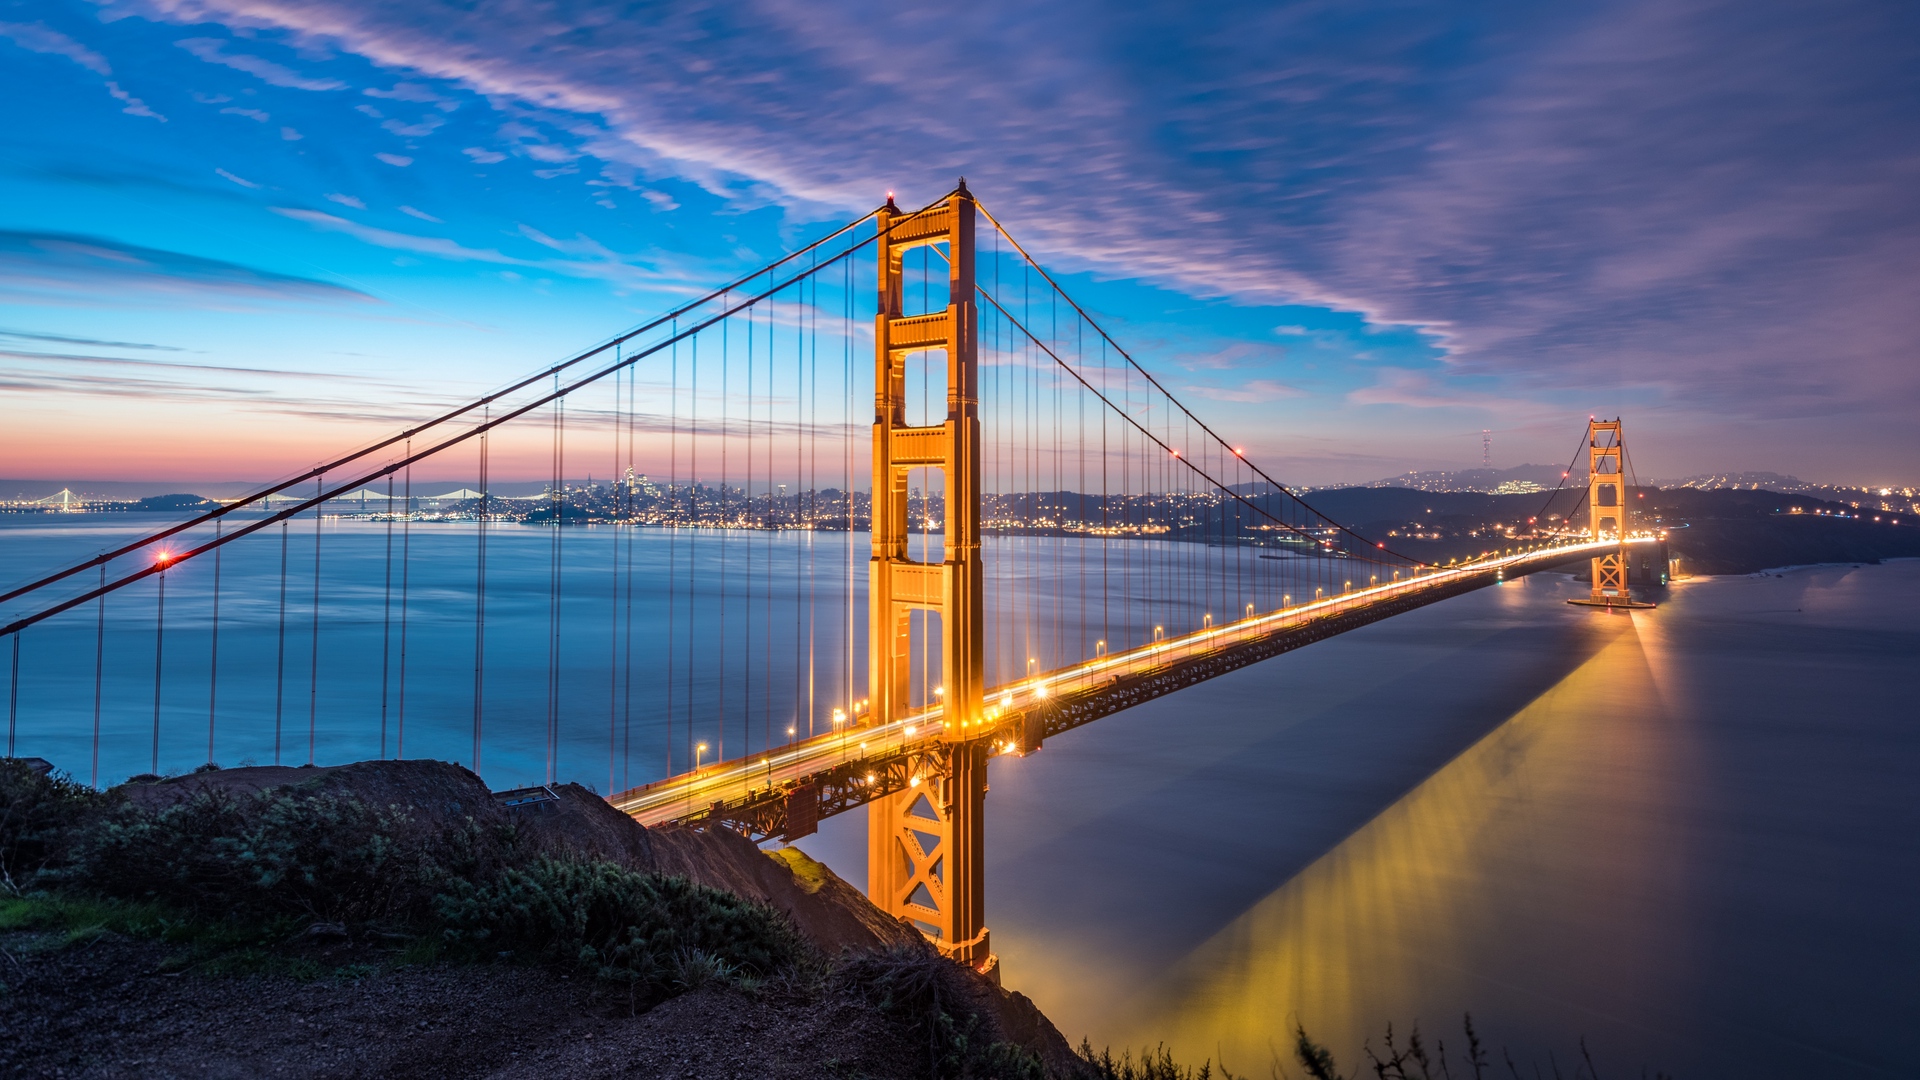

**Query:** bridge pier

left=866, top=183, right=994, bottom=975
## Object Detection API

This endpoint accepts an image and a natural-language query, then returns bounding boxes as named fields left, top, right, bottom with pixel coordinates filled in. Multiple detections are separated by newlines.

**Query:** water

left=6, top=515, right=1915, bottom=1076
left=0, top=513, right=1245, bottom=789
left=795, top=561, right=1920, bottom=1078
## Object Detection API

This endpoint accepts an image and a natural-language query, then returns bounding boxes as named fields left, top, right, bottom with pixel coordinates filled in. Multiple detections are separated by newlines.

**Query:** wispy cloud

left=1347, top=369, right=1543, bottom=415
left=175, top=36, right=346, bottom=91
left=1, top=20, right=164, bottom=119
left=271, top=207, right=524, bottom=264
left=0, top=20, right=110, bottom=74
left=0, top=328, right=182, bottom=351
left=1183, top=379, right=1303, bottom=404
left=0, top=228, right=372, bottom=305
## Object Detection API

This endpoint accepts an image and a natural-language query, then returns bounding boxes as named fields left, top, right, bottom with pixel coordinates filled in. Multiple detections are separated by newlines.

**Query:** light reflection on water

left=802, top=562, right=1919, bottom=1079
left=1136, top=608, right=1696, bottom=1072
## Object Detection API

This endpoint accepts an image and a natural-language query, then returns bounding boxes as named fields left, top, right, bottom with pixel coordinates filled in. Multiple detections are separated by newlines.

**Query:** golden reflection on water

left=1121, top=607, right=1698, bottom=1070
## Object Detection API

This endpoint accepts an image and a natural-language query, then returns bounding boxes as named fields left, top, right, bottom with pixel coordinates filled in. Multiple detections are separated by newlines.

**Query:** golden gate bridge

left=0, top=182, right=1660, bottom=980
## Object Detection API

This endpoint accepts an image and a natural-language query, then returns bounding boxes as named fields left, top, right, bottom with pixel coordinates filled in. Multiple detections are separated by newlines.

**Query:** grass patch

left=0, top=891, right=366, bottom=978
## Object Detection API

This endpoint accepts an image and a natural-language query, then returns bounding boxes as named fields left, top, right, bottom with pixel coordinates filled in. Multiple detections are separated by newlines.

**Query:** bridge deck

left=608, top=536, right=1657, bottom=838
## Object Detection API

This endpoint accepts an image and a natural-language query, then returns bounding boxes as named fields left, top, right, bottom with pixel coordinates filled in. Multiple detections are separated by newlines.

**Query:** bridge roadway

left=609, top=535, right=1659, bottom=839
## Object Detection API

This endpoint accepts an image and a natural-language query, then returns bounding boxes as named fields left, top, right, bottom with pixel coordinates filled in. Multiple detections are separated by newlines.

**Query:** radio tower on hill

left=1482, top=429, right=1491, bottom=468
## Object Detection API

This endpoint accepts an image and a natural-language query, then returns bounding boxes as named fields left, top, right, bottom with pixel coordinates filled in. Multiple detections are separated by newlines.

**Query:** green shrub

left=837, top=944, right=1046, bottom=1080
left=436, top=857, right=808, bottom=995
left=0, top=760, right=108, bottom=888
left=60, top=788, right=499, bottom=925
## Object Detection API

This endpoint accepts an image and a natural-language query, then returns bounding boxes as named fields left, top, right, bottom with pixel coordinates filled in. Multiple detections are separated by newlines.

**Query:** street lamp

left=695, top=742, right=707, bottom=769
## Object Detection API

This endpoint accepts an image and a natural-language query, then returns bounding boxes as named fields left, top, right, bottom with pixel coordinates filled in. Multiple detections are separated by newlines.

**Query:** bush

left=436, top=857, right=808, bottom=996
left=59, top=788, right=499, bottom=926
left=1078, top=1043, right=1235, bottom=1080
left=837, top=944, right=1046, bottom=1080
left=0, top=760, right=107, bottom=889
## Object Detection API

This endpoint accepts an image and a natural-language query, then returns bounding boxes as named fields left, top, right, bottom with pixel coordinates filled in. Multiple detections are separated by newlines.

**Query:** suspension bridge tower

left=865, top=183, right=993, bottom=974
left=1570, top=418, right=1655, bottom=609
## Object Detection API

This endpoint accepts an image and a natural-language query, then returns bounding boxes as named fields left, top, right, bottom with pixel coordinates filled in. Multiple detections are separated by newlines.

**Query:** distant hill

left=133, top=494, right=220, bottom=511
left=1300, top=484, right=1920, bottom=574
left=1348, top=464, right=1570, bottom=494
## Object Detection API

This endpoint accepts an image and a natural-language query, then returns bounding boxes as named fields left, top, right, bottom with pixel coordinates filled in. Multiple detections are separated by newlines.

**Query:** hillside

left=0, top=759, right=1082, bottom=1080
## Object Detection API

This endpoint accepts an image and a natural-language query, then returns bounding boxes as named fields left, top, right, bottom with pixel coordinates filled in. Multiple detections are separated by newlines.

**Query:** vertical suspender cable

left=719, top=314, right=729, bottom=764
left=609, top=360, right=621, bottom=796
left=380, top=475, right=393, bottom=759
left=275, top=521, right=287, bottom=764
left=686, top=332, right=699, bottom=773
left=667, top=325, right=679, bottom=778
left=398, top=447, right=411, bottom=759
left=208, top=518, right=222, bottom=765
left=308, top=476, right=322, bottom=765
left=151, top=565, right=166, bottom=775
left=92, top=566, right=105, bottom=788
left=548, top=380, right=562, bottom=786
left=8, top=633, right=18, bottom=759
left=623, top=348, right=637, bottom=791
left=474, top=409, right=489, bottom=777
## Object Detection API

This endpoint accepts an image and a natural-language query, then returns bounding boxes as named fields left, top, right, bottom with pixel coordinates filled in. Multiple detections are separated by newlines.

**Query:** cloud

left=106, top=81, right=165, bottom=119
left=0, top=328, right=182, bottom=351
left=325, top=192, right=366, bottom=209
left=374, top=152, right=413, bottom=167
left=176, top=36, right=347, bottom=91
left=0, top=228, right=372, bottom=305
left=214, top=167, right=258, bottom=188
left=1183, top=379, right=1303, bottom=404
left=462, top=146, right=505, bottom=164
left=381, top=114, right=443, bottom=137
left=1, top=347, right=344, bottom=379
left=271, top=207, right=524, bottom=264
left=399, top=205, right=442, bottom=222
left=0, top=20, right=110, bottom=74
left=220, top=105, right=269, bottom=121
left=280, top=126, right=302, bottom=140
left=1, top=21, right=165, bottom=119
left=1347, top=369, right=1541, bottom=415
left=365, top=81, right=457, bottom=110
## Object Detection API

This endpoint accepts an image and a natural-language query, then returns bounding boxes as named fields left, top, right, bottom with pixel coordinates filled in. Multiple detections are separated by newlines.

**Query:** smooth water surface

left=797, top=562, right=1920, bottom=1078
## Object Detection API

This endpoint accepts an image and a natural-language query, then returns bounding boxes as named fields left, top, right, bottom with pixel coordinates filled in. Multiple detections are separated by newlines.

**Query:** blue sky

left=2, top=0, right=1915, bottom=485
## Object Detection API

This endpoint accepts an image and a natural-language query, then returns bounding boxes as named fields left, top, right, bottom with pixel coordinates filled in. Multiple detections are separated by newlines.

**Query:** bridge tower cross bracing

left=865, top=183, right=993, bottom=975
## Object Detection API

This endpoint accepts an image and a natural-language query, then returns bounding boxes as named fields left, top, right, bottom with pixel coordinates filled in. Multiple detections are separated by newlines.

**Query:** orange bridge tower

left=865, top=183, right=994, bottom=976
left=1570, top=418, right=1655, bottom=609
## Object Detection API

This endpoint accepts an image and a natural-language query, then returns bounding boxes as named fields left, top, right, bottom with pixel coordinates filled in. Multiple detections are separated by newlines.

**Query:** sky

left=2, top=0, right=1916, bottom=487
